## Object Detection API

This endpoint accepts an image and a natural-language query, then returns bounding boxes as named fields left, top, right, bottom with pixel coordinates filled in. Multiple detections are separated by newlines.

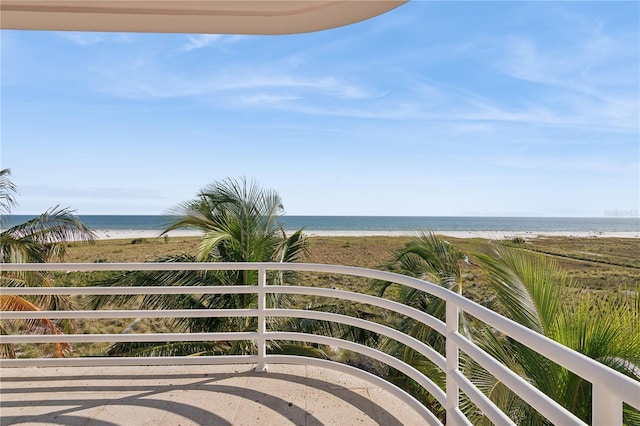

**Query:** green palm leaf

left=476, top=246, right=565, bottom=335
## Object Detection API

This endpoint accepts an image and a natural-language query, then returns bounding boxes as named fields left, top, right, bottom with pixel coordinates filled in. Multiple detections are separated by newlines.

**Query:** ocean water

left=2, top=215, right=639, bottom=233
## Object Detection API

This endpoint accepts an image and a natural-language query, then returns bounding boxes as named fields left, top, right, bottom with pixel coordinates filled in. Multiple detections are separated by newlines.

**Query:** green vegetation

left=472, top=246, right=639, bottom=424
left=0, top=168, right=95, bottom=358
left=511, top=236, right=526, bottom=244
left=86, top=177, right=316, bottom=358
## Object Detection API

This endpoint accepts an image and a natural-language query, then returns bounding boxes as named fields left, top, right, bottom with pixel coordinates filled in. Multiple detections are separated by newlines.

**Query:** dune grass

left=61, top=234, right=639, bottom=296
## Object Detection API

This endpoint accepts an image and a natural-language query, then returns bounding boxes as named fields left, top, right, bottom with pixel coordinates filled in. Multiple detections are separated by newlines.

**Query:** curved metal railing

left=1, top=262, right=639, bottom=425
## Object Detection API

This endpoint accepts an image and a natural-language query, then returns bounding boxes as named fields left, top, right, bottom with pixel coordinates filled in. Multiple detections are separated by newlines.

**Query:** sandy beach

left=94, top=229, right=640, bottom=240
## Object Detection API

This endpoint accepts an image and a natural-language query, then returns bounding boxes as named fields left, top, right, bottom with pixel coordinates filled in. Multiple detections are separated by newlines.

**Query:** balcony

left=2, top=262, right=639, bottom=425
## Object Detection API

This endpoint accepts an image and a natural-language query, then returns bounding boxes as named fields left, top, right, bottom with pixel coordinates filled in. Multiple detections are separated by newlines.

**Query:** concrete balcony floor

left=0, top=364, right=427, bottom=425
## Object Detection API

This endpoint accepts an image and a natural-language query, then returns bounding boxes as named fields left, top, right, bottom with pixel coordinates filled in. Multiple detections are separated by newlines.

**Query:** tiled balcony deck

left=0, top=364, right=426, bottom=425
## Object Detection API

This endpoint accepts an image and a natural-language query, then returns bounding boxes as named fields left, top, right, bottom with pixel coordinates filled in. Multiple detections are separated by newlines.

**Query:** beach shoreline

left=93, top=229, right=640, bottom=240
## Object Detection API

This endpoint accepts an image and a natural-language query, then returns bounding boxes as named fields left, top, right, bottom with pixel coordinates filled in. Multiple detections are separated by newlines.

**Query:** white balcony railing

left=1, top=262, right=639, bottom=425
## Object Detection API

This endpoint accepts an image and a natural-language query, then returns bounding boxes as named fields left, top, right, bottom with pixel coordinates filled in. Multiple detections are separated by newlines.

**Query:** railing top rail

left=0, top=262, right=453, bottom=297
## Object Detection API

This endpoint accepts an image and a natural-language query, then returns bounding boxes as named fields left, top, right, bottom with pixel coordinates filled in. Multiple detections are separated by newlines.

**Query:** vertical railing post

left=593, top=384, right=622, bottom=425
left=446, top=298, right=461, bottom=425
left=255, top=266, right=268, bottom=372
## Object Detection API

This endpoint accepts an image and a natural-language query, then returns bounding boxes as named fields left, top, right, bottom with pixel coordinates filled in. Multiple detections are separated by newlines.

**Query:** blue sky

left=1, top=1, right=638, bottom=217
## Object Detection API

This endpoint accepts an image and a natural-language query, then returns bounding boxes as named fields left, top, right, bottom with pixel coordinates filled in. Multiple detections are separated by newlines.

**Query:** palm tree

left=470, top=246, right=640, bottom=424
left=392, top=230, right=466, bottom=354
left=373, top=231, right=466, bottom=419
left=0, top=168, right=96, bottom=358
left=90, top=177, right=316, bottom=357
left=378, top=232, right=639, bottom=424
left=162, top=176, right=308, bottom=283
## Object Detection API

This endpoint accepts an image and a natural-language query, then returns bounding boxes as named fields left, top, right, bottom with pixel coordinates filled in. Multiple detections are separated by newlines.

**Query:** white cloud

left=183, top=34, right=222, bottom=51
left=490, top=155, right=638, bottom=174
left=59, top=32, right=132, bottom=46
left=11, top=185, right=172, bottom=215
left=60, top=33, right=107, bottom=45
left=21, top=184, right=166, bottom=200
left=96, top=63, right=380, bottom=104
left=239, top=93, right=301, bottom=105
left=492, top=30, right=638, bottom=129
left=182, top=34, right=245, bottom=51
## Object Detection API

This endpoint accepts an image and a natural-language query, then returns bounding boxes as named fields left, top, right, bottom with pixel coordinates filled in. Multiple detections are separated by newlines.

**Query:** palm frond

left=273, top=228, right=309, bottom=264
left=269, top=342, right=328, bottom=359
left=0, top=294, right=72, bottom=358
left=476, top=247, right=566, bottom=335
left=398, top=230, right=463, bottom=285
left=0, top=233, right=49, bottom=263
left=1, top=206, right=95, bottom=263
left=107, top=341, right=226, bottom=357
left=4, top=206, right=95, bottom=244
left=0, top=168, right=18, bottom=217
left=197, top=229, right=232, bottom=261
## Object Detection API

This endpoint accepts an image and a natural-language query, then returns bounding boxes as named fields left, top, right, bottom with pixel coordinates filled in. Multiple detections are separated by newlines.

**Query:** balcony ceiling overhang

left=0, top=1, right=407, bottom=34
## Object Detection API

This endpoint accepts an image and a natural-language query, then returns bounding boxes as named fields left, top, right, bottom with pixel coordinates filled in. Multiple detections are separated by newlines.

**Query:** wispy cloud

left=239, top=93, right=301, bottom=105
left=490, top=155, right=639, bottom=174
left=96, top=62, right=380, bottom=104
left=59, top=32, right=133, bottom=46
left=491, top=25, right=638, bottom=130
left=496, top=33, right=634, bottom=95
left=69, top=6, right=634, bottom=134
left=15, top=184, right=172, bottom=215
left=91, top=52, right=637, bottom=133
left=22, top=184, right=166, bottom=200
left=182, top=34, right=245, bottom=51
left=60, top=32, right=107, bottom=45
